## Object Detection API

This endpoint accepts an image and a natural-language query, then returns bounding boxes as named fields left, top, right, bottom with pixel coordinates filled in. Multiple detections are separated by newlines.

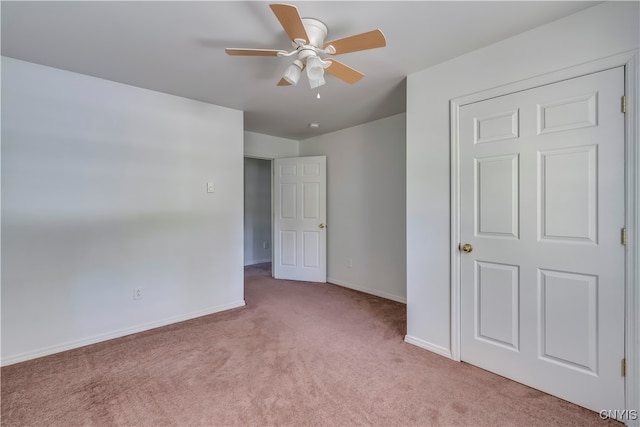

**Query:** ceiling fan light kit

left=225, top=3, right=386, bottom=92
left=283, top=59, right=303, bottom=85
left=309, top=74, right=325, bottom=90
left=305, top=56, right=324, bottom=80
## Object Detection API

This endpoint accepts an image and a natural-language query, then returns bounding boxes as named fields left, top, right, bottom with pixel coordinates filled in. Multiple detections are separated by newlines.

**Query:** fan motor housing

left=299, top=18, right=328, bottom=48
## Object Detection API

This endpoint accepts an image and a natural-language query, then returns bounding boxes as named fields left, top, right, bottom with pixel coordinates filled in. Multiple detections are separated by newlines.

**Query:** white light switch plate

left=207, top=182, right=215, bottom=193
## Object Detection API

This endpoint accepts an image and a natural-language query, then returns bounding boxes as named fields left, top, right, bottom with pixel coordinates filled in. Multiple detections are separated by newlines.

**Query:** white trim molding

left=623, top=51, right=640, bottom=427
left=244, top=258, right=272, bottom=266
left=328, top=278, right=407, bottom=304
left=450, top=50, right=639, bottom=423
left=0, top=300, right=247, bottom=367
left=404, top=335, right=453, bottom=359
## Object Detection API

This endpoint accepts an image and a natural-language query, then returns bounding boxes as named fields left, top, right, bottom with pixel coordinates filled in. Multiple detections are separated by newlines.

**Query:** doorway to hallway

left=244, top=157, right=273, bottom=271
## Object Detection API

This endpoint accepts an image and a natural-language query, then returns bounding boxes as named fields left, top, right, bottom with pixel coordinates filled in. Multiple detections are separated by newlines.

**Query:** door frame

left=450, top=50, right=639, bottom=416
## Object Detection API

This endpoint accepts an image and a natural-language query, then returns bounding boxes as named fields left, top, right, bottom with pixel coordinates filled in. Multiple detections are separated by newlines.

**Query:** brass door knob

left=460, top=243, right=473, bottom=253
left=319, top=223, right=326, bottom=229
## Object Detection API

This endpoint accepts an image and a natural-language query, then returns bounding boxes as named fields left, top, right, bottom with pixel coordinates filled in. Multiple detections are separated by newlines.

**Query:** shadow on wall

left=244, top=157, right=272, bottom=266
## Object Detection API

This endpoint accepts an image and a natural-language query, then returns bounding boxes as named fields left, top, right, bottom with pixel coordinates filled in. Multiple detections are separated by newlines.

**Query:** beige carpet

left=1, top=263, right=619, bottom=426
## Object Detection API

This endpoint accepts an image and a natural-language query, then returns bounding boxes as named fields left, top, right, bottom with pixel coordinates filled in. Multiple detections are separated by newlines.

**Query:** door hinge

left=622, top=358, right=627, bottom=376
left=621, top=96, right=627, bottom=113
left=621, top=228, right=628, bottom=245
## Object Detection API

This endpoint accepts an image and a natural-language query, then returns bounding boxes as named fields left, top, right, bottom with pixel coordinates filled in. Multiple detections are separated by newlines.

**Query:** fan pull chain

left=316, top=91, right=321, bottom=100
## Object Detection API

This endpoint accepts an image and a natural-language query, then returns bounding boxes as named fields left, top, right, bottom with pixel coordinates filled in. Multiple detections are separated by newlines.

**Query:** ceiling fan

left=225, top=3, right=386, bottom=89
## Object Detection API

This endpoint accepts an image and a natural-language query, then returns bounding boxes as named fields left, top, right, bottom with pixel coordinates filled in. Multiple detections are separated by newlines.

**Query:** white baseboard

left=1, top=300, right=246, bottom=367
left=327, top=277, right=406, bottom=304
left=244, top=258, right=271, bottom=266
left=404, top=334, right=453, bottom=359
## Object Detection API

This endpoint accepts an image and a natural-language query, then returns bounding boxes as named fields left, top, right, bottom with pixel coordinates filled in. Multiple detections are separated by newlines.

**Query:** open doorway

left=244, top=157, right=272, bottom=273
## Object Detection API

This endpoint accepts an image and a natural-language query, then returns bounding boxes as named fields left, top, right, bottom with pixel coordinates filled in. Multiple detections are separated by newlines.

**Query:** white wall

left=1, top=57, right=245, bottom=365
left=406, top=2, right=639, bottom=355
left=244, top=157, right=272, bottom=265
left=244, top=131, right=298, bottom=159
left=300, top=114, right=406, bottom=303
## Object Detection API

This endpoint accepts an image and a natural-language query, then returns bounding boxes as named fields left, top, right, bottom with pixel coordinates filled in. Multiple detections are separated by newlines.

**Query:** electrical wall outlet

left=134, top=287, right=142, bottom=300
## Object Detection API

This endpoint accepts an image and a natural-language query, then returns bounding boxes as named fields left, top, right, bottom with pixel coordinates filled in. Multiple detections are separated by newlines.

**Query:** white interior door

left=459, top=67, right=625, bottom=412
left=273, top=156, right=327, bottom=282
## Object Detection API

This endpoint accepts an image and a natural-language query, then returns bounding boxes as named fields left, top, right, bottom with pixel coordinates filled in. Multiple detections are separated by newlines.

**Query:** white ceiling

left=2, top=1, right=601, bottom=140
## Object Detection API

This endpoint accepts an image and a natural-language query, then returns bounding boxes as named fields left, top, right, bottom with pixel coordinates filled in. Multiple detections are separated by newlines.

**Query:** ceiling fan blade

left=269, top=4, right=309, bottom=43
left=225, top=48, right=285, bottom=56
left=324, top=29, right=386, bottom=55
left=324, top=59, right=364, bottom=84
